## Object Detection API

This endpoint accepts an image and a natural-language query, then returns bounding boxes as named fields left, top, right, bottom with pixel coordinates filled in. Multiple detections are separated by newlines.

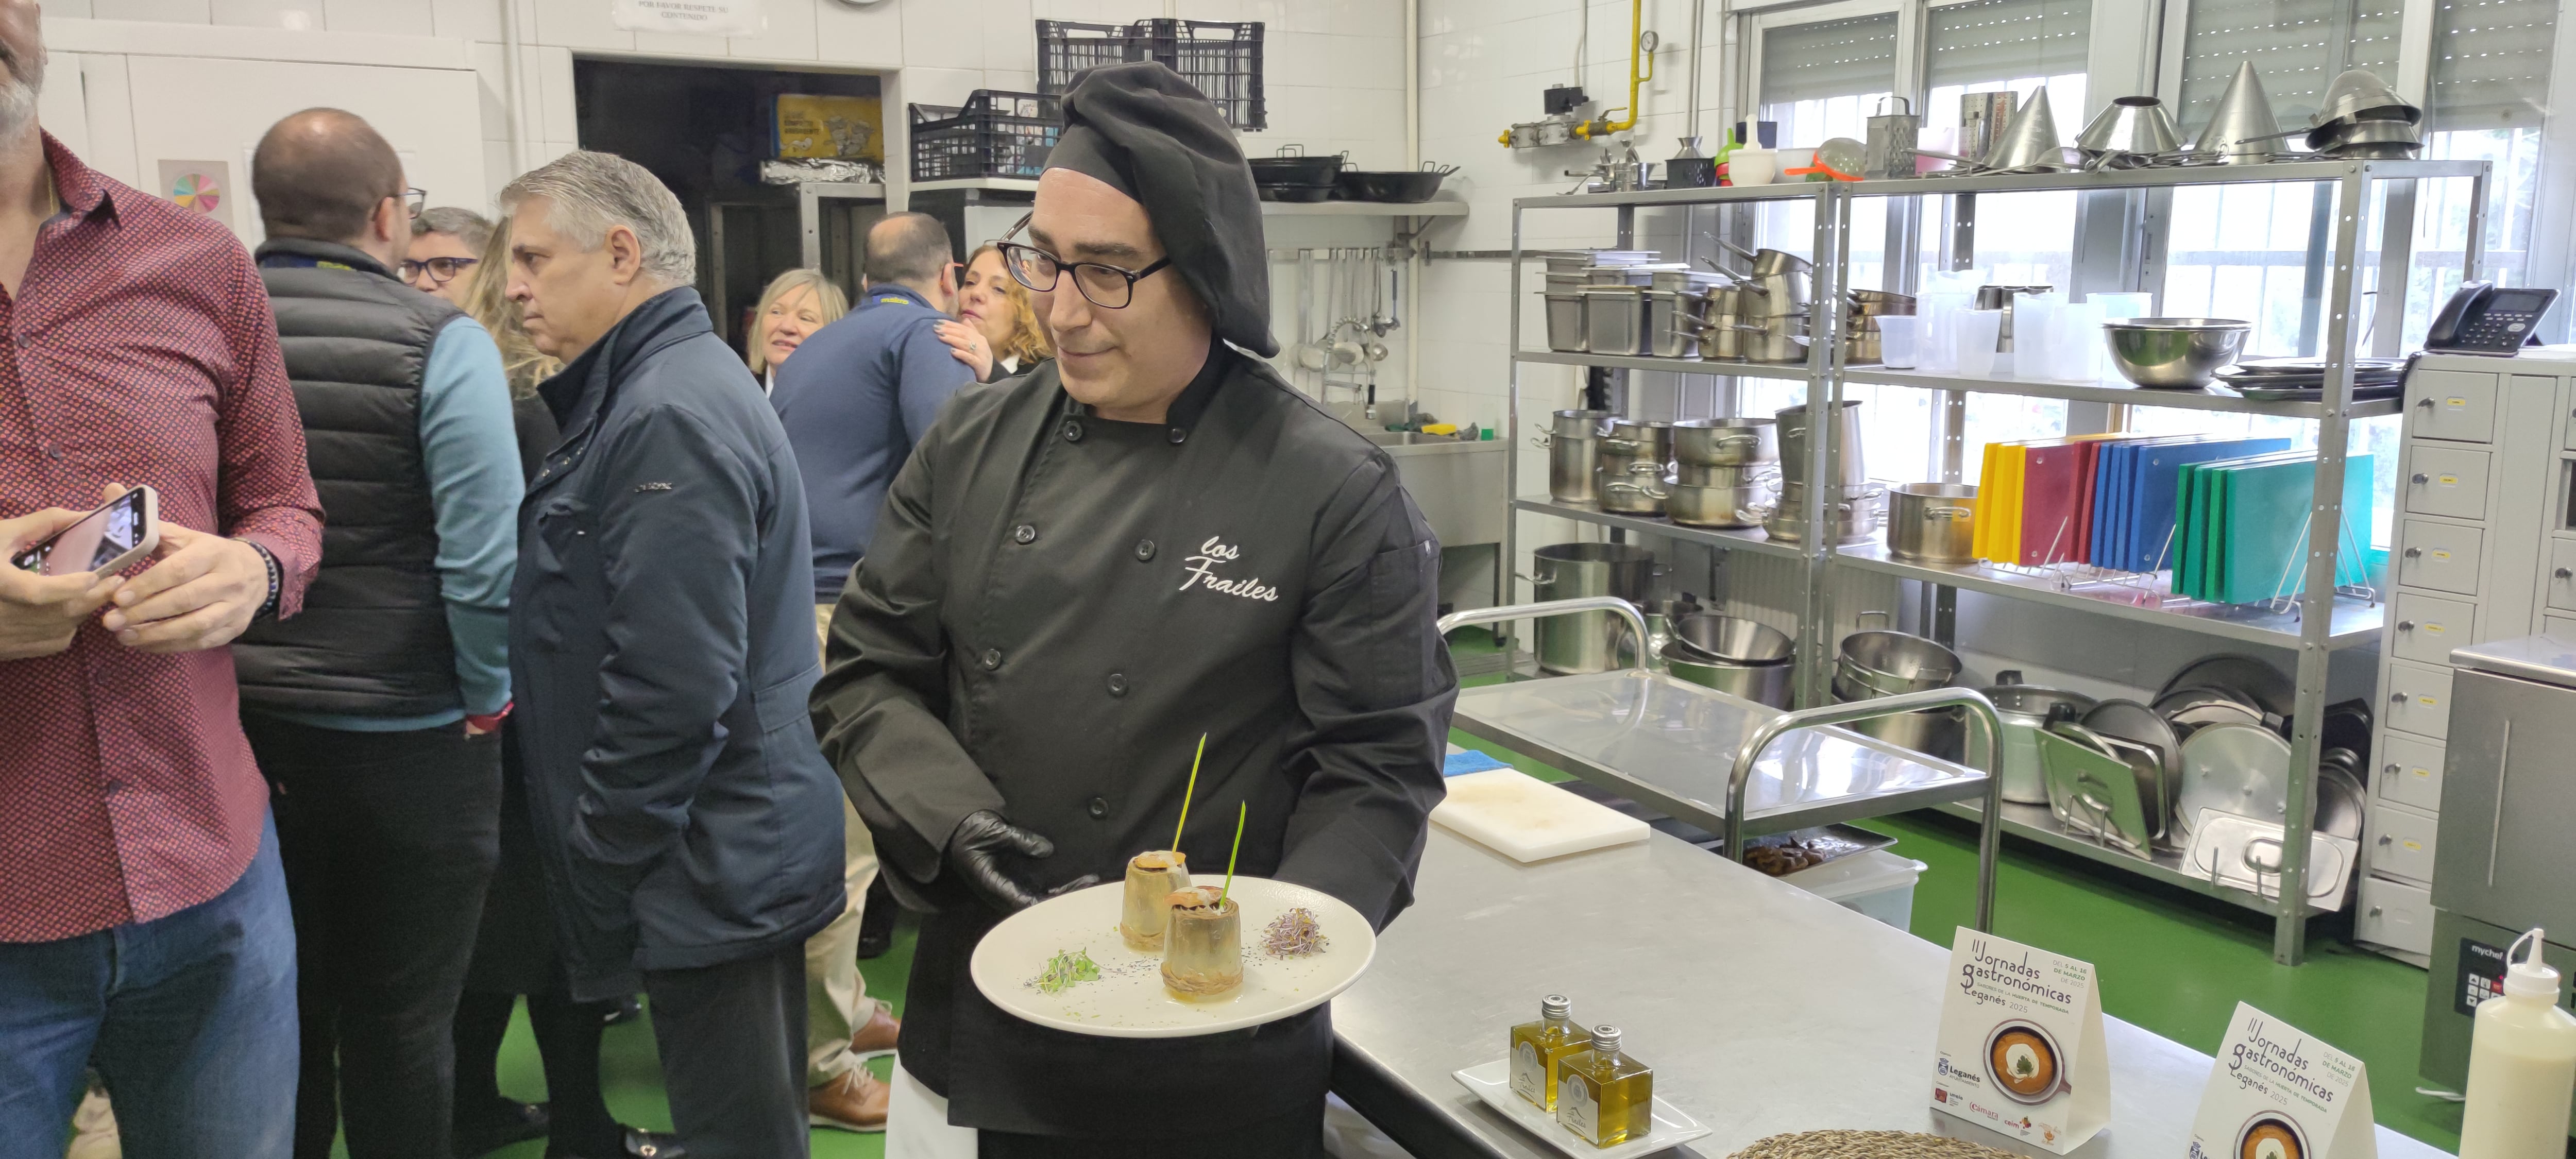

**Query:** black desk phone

left=2425, top=280, right=2558, bottom=354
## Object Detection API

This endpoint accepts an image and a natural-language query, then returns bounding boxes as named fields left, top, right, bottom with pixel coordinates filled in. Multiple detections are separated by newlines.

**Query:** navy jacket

left=511, top=287, right=845, bottom=998
left=771, top=282, right=974, bottom=601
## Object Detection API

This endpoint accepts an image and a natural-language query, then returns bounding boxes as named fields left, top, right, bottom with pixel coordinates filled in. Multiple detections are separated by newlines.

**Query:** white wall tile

left=93, top=0, right=211, bottom=21
left=899, top=2, right=982, bottom=69
left=814, top=0, right=903, bottom=67
left=532, top=0, right=632, bottom=52
left=900, top=65, right=984, bottom=110
left=209, top=0, right=321, bottom=28
left=1259, top=0, right=1324, bottom=35
left=982, top=0, right=1035, bottom=73
left=73, top=53, right=138, bottom=185
left=728, top=0, right=820, bottom=62
left=1265, top=30, right=1325, bottom=89
left=428, top=0, right=498, bottom=41
left=46, top=0, right=95, bottom=17
left=480, top=137, right=511, bottom=204
left=324, top=0, right=431, bottom=36
left=1328, top=33, right=1402, bottom=91
left=468, top=38, right=507, bottom=142
left=984, top=68, right=1035, bottom=94
left=536, top=44, right=575, bottom=145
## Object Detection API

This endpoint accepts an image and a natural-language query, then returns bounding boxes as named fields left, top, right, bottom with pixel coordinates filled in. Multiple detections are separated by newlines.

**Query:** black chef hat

left=1047, top=62, right=1277, bottom=357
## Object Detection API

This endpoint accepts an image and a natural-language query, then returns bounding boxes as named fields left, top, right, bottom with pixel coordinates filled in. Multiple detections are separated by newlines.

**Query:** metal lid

left=2451, top=634, right=2576, bottom=690
left=1590, top=1025, right=1622, bottom=1051
left=1542, top=994, right=1572, bottom=1019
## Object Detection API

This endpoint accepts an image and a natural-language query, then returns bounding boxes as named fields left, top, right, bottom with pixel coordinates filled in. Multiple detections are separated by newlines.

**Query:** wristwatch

left=249, top=542, right=282, bottom=621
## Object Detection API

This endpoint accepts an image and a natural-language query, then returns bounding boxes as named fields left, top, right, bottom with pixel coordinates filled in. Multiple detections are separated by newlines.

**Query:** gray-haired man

left=405, top=206, right=488, bottom=306
left=500, top=149, right=845, bottom=1158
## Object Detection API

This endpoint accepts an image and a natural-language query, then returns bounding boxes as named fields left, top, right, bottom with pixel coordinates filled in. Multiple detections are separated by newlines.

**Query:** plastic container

left=1952, top=310, right=2006, bottom=377
left=1036, top=19, right=1266, bottom=131
left=1877, top=314, right=1922, bottom=368
left=2089, top=292, right=2155, bottom=322
left=1781, top=848, right=1927, bottom=930
left=2460, top=928, right=2576, bottom=1159
left=908, top=91, right=1063, bottom=182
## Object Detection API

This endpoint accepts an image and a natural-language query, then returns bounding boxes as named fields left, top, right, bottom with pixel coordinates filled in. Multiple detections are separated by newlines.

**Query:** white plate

left=1452, top=1059, right=1710, bottom=1159
left=969, top=876, right=1375, bottom=1038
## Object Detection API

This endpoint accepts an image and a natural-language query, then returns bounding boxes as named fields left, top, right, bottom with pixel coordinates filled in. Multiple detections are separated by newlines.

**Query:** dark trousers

left=244, top=714, right=503, bottom=1159
left=641, top=943, right=808, bottom=1159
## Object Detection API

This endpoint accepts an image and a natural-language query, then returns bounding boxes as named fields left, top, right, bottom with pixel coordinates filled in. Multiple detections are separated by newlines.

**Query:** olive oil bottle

left=1509, top=994, right=1584, bottom=1110
left=1557, top=1025, right=1653, bottom=1148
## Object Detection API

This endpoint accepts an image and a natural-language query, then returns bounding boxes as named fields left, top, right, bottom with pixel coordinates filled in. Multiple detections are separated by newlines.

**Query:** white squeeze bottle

left=2460, top=928, right=2576, bottom=1159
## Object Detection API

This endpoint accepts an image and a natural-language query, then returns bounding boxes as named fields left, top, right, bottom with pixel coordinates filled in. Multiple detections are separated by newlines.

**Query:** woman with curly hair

left=936, top=241, right=1053, bottom=382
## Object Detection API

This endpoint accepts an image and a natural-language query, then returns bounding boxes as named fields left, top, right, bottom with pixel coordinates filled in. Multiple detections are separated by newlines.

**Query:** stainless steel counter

left=1330, top=827, right=2451, bottom=1159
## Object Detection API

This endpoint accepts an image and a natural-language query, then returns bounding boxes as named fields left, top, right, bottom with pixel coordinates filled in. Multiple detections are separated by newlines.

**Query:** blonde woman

left=937, top=242, right=1053, bottom=382
left=745, top=267, right=850, bottom=393
left=460, top=219, right=561, bottom=402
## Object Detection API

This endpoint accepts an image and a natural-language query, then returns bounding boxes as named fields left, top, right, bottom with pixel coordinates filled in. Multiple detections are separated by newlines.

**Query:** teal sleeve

left=420, top=316, right=524, bottom=717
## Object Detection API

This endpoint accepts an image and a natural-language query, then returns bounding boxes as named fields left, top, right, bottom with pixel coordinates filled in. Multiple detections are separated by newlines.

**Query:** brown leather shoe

left=807, top=1068, right=889, bottom=1133
left=849, top=1003, right=901, bottom=1059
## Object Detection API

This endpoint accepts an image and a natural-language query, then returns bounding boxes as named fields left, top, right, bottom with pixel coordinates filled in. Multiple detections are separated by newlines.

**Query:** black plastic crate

left=1035, top=19, right=1265, bottom=133
left=909, top=90, right=1062, bottom=182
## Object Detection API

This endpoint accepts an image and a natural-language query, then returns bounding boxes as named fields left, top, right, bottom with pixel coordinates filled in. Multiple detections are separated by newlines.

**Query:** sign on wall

left=155, top=159, right=233, bottom=232
left=611, top=0, right=766, bottom=36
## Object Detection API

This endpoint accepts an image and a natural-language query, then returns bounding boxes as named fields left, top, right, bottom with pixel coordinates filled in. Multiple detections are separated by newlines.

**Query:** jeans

left=244, top=714, right=503, bottom=1159
left=0, top=815, right=299, bottom=1159
left=643, top=942, right=809, bottom=1159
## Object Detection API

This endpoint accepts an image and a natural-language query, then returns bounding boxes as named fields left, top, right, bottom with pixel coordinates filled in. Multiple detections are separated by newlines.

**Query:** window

left=2404, top=0, right=2559, bottom=339
left=2176, top=0, right=2402, bottom=128
left=1758, top=12, right=1902, bottom=148
left=1923, top=0, right=2092, bottom=146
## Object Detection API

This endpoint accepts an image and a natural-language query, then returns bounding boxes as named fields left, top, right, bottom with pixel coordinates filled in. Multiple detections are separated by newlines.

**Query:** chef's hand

left=935, top=320, right=994, bottom=381
left=945, top=810, right=1100, bottom=912
left=0, top=507, right=119, bottom=661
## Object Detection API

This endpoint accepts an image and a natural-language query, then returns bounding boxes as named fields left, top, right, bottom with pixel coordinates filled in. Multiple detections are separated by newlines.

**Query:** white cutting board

left=1431, top=770, right=1651, bottom=862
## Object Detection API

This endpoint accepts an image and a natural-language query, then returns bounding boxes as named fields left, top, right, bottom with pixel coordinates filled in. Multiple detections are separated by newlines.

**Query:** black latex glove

left=944, top=810, right=1099, bottom=913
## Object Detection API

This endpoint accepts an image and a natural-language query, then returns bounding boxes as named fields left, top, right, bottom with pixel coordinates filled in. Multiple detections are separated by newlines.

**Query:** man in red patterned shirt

left=0, top=0, right=324, bottom=1153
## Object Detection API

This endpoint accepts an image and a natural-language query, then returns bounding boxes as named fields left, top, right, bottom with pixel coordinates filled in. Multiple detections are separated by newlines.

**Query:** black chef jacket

left=811, top=347, right=1456, bottom=1139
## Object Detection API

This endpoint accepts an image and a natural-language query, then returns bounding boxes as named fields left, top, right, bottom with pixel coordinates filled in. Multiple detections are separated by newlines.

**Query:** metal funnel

left=2307, top=68, right=2420, bottom=149
left=2077, top=96, right=2184, bottom=160
left=1985, top=87, right=2070, bottom=171
left=2193, top=61, right=2283, bottom=163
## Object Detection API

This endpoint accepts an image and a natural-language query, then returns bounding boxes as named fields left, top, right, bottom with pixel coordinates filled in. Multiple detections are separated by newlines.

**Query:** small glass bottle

left=1160, top=885, right=1243, bottom=1000
left=1557, top=1024, right=1653, bottom=1149
left=1118, top=850, right=1190, bottom=950
left=1509, top=994, right=1584, bottom=1111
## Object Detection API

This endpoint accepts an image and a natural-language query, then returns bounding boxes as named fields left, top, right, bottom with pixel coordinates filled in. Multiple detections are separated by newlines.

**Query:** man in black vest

left=234, top=108, right=526, bottom=1159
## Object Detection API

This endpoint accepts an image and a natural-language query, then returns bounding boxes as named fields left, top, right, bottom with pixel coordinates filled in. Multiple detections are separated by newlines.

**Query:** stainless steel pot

left=1673, top=462, right=1776, bottom=488
left=1532, top=409, right=1613, bottom=504
left=1718, top=238, right=1813, bottom=278
left=1663, top=640, right=1793, bottom=707
left=1736, top=321, right=1810, bottom=364
left=1544, top=293, right=1586, bottom=352
left=1598, top=419, right=1674, bottom=468
left=1776, top=400, right=1866, bottom=487
left=1598, top=469, right=1667, bottom=514
left=1664, top=479, right=1770, bottom=527
left=1887, top=482, right=1979, bottom=565
left=1731, top=272, right=1811, bottom=317
left=1761, top=480, right=1881, bottom=546
left=1836, top=681, right=1967, bottom=760
left=1528, top=543, right=1655, bottom=674
left=1672, top=418, right=1776, bottom=467
left=1583, top=286, right=1647, bottom=355
left=1982, top=670, right=2097, bottom=804
left=1837, top=615, right=1963, bottom=692
left=1645, top=289, right=1706, bottom=359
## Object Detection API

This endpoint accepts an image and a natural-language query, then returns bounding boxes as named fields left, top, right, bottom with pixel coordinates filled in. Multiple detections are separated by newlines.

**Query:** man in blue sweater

left=770, top=210, right=975, bottom=1131
left=231, top=109, right=524, bottom=1159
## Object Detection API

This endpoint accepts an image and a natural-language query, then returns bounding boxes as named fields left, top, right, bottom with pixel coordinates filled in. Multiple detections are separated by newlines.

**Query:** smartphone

left=12, top=487, right=159, bottom=575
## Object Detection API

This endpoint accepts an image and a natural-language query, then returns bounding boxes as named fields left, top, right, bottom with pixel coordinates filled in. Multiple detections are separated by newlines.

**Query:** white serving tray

left=1452, top=1058, right=1711, bottom=1158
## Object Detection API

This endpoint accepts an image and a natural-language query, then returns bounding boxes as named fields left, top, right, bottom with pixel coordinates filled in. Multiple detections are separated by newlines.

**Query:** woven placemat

left=1728, top=1130, right=2029, bottom=1159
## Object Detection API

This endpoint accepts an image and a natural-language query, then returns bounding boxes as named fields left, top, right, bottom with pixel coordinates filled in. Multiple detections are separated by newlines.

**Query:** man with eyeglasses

left=404, top=206, right=488, bottom=306
left=238, top=107, right=523, bottom=1159
left=811, top=62, right=1454, bottom=1158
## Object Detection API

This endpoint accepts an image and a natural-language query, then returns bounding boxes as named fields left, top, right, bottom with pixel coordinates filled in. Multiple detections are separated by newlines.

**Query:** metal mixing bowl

left=2102, top=318, right=2253, bottom=388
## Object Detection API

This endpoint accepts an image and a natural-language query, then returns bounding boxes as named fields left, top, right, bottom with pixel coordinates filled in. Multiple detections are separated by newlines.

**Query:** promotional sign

left=2187, top=1003, right=2376, bottom=1159
left=155, top=160, right=232, bottom=231
left=612, top=0, right=766, bottom=36
left=1930, top=928, right=2110, bottom=1153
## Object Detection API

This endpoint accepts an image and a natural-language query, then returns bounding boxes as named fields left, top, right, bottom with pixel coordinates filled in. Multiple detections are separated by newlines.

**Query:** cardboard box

left=775, top=95, right=882, bottom=161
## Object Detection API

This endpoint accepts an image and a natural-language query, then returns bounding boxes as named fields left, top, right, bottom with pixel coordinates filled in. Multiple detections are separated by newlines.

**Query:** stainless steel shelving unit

left=1501, top=158, right=2490, bottom=964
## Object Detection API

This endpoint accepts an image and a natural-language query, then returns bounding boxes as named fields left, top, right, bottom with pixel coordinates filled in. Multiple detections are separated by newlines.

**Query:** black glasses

left=994, top=215, right=1170, bottom=310
left=400, top=256, right=478, bottom=284
left=400, top=188, right=427, bottom=219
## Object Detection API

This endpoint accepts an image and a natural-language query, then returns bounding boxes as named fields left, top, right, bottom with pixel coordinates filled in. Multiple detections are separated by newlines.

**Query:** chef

left=809, top=61, right=1456, bottom=1157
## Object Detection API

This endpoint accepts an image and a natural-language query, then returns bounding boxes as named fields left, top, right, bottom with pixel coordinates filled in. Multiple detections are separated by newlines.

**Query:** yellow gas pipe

left=1576, top=0, right=1650, bottom=140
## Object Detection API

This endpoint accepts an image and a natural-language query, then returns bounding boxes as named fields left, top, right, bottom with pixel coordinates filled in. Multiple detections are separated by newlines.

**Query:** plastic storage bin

left=1781, top=848, right=1927, bottom=930
left=908, top=91, right=1062, bottom=182
left=1035, top=19, right=1266, bottom=132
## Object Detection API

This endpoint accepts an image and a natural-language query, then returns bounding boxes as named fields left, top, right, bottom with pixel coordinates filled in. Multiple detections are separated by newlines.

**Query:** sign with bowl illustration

left=2185, top=1003, right=2375, bottom=1159
left=1929, top=928, right=2108, bottom=1153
